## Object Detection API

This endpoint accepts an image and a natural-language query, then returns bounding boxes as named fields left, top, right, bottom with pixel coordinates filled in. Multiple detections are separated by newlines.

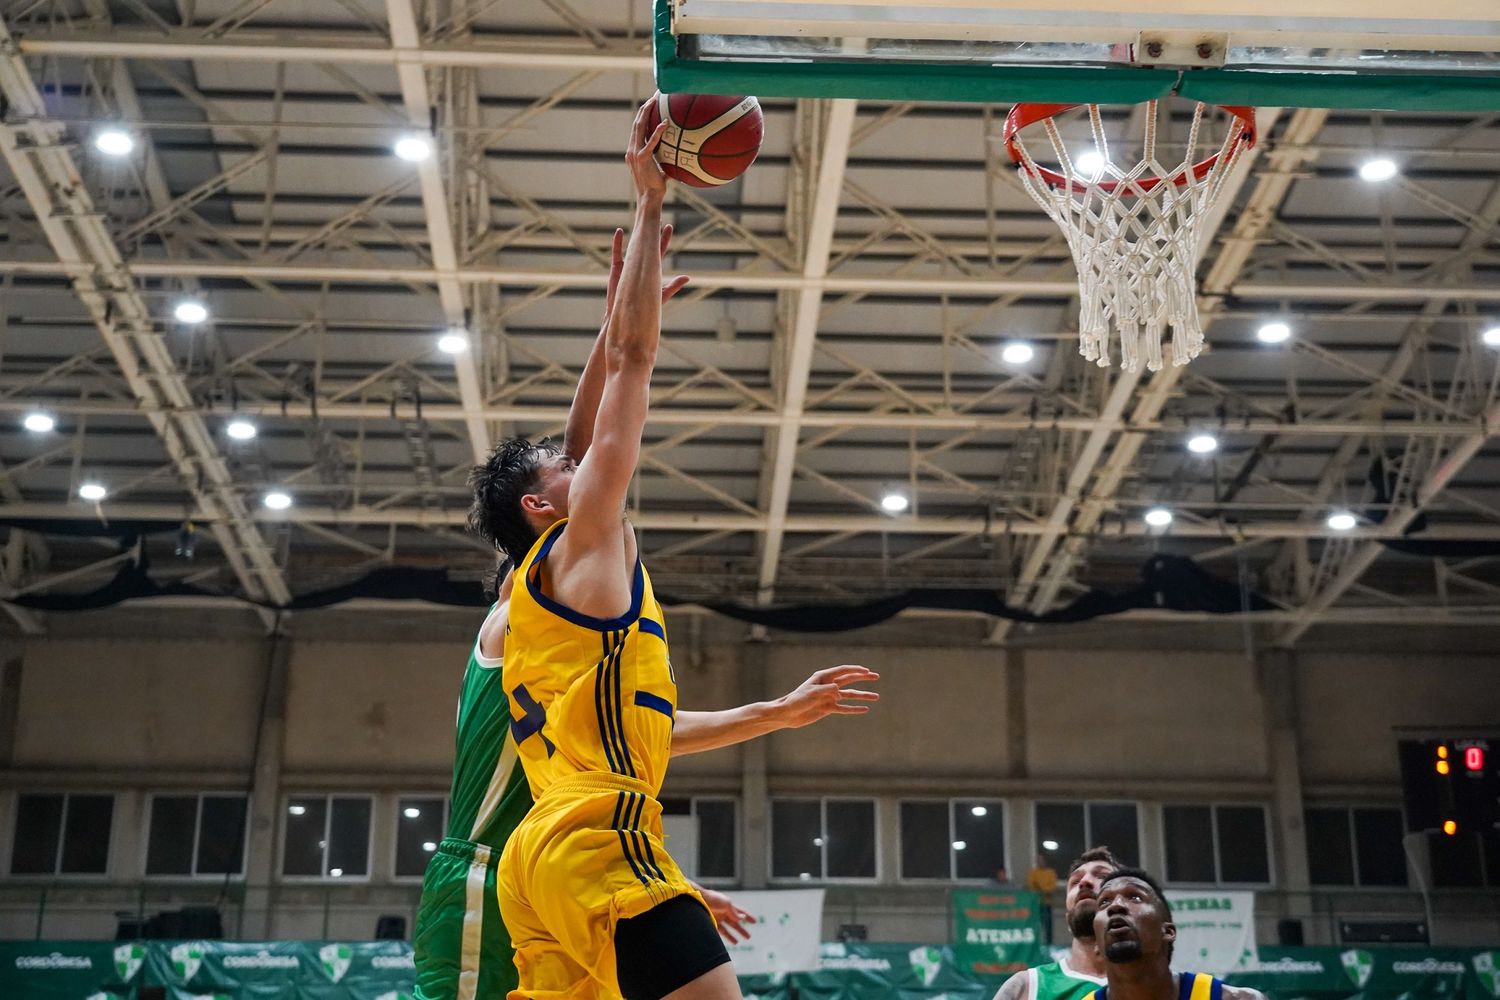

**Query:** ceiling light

left=329, top=868, right=344, bottom=878
left=264, top=491, right=292, bottom=510
left=1327, top=511, right=1358, bottom=532
left=94, top=129, right=134, bottom=157
left=1001, top=341, right=1035, bottom=365
left=1187, top=433, right=1219, bottom=454
left=438, top=330, right=469, bottom=354
left=226, top=419, right=257, bottom=441
left=288, top=805, right=307, bottom=816
left=1358, top=158, right=1398, bottom=182
left=881, top=492, right=909, bottom=513
left=970, top=805, right=988, bottom=817
left=813, top=837, right=825, bottom=847
left=78, top=482, right=107, bottom=502
left=1075, top=150, right=1104, bottom=178
left=952, top=840, right=968, bottom=851
left=1482, top=326, right=1500, bottom=348
left=1042, top=839, right=1060, bottom=851
left=23, top=412, right=55, bottom=433
left=1144, top=507, right=1173, bottom=528
left=174, top=300, right=209, bottom=324
left=1256, top=321, right=1291, bottom=344
left=403, top=807, right=421, bottom=819
left=394, top=135, right=432, bottom=162
left=423, top=841, right=437, bottom=852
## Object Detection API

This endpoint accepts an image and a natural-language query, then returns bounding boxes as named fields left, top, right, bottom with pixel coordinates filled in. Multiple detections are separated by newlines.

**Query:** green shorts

left=414, top=837, right=516, bottom=1000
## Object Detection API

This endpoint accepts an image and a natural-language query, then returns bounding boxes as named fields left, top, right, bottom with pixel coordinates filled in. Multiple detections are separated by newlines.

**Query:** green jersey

left=445, top=609, right=531, bottom=847
left=1023, top=959, right=1107, bottom=1000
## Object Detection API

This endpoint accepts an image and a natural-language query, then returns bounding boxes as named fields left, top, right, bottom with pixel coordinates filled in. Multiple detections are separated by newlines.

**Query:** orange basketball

left=644, top=92, right=764, bottom=188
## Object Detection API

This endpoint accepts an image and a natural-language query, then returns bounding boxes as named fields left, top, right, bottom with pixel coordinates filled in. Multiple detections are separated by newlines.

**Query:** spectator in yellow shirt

left=1027, top=853, right=1059, bottom=944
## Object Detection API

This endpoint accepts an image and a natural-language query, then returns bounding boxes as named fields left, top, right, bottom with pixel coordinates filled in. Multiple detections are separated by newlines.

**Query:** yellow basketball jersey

left=504, top=518, right=677, bottom=800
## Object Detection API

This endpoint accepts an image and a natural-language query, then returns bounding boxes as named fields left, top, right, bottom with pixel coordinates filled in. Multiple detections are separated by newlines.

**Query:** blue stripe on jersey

left=594, top=634, right=623, bottom=774
left=524, top=524, right=645, bottom=632
left=612, top=792, right=650, bottom=887
left=612, top=632, right=636, bottom=778
left=638, top=617, right=666, bottom=641
left=633, top=690, right=674, bottom=719
left=627, top=792, right=666, bottom=882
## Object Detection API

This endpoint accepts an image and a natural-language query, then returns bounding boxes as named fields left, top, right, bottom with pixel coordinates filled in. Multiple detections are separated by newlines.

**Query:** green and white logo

left=113, top=943, right=145, bottom=982
left=171, top=943, right=206, bottom=983
left=374, top=992, right=415, bottom=1000
left=320, top=943, right=353, bottom=983
left=1473, top=952, right=1500, bottom=998
left=1341, top=949, right=1375, bottom=988
left=909, top=946, right=944, bottom=987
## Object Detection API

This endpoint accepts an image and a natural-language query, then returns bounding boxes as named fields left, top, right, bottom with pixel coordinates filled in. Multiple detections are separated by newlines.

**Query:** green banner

left=951, top=890, right=1048, bottom=976
left=0, top=940, right=143, bottom=998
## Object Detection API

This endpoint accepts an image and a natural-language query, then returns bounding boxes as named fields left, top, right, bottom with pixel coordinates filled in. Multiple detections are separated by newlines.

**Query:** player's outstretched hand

left=627, top=99, right=670, bottom=203
left=697, top=887, right=756, bottom=944
left=774, top=665, right=880, bottom=729
left=604, top=226, right=689, bottom=315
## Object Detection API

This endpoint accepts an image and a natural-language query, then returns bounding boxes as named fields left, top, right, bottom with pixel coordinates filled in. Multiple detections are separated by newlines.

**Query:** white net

left=1009, top=102, right=1254, bottom=372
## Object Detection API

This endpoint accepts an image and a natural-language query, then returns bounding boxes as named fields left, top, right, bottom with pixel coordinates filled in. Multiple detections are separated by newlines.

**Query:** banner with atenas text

left=950, top=889, right=1049, bottom=975
left=1167, top=890, right=1258, bottom=976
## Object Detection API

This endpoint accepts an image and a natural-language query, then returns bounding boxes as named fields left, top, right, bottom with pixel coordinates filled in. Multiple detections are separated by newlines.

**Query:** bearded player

left=1086, top=869, right=1267, bottom=1000
left=415, top=220, right=879, bottom=1000
left=993, top=847, right=1116, bottom=1000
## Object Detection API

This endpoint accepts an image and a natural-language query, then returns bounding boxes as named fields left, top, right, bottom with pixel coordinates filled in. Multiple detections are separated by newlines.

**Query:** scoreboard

left=1397, top=738, right=1499, bottom=835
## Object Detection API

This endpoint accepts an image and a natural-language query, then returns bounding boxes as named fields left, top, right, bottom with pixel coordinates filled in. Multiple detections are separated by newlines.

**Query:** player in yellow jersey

left=465, top=101, right=876, bottom=1000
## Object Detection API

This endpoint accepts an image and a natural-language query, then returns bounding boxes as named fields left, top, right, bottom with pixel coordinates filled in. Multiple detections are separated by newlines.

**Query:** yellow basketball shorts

left=498, top=772, right=704, bottom=1000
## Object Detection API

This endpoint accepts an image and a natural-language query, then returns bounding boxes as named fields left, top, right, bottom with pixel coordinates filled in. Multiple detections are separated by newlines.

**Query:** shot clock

left=1397, top=738, right=1497, bottom=834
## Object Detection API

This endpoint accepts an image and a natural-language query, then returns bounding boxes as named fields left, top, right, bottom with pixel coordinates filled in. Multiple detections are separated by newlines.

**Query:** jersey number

left=510, top=684, right=556, bottom=757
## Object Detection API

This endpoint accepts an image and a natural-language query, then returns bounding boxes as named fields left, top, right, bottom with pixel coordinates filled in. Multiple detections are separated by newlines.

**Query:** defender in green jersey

left=994, top=847, right=1117, bottom=1000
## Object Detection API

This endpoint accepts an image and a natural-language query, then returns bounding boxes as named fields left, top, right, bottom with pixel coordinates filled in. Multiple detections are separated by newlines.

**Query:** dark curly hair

left=467, top=436, right=560, bottom=566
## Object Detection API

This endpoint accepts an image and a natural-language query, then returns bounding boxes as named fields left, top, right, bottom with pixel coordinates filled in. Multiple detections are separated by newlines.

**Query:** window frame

left=1032, top=799, right=1143, bottom=869
left=391, top=794, right=450, bottom=883
left=1304, top=803, right=1409, bottom=890
left=768, top=795, right=881, bottom=885
left=279, top=793, right=376, bottom=884
left=141, top=792, right=251, bottom=881
left=898, top=797, right=1008, bottom=883
left=7, top=790, right=116, bottom=880
left=1161, top=802, right=1275, bottom=888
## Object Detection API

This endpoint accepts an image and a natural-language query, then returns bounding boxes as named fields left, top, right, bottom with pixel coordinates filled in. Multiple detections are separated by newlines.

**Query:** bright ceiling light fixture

left=1074, top=149, right=1104, bottom=178
left=438, top=330, right=470, bottom=354
left=881, top=492, right=909, bottom=513
left=1358, top=158, right=1399, bottom=182
left=94, top=128, right=134, bottom=156
left=226, top=419, right=257, bottom=441
left=78, top=482, right=107, bottom=502
left=174, top=300, right=209, bottom=324
left=23, top=412, right=55, bottom=433
left=394, top=135, right=433, bottom=162
left=1144, top=507, right=1173, bottom=528
left=263, top=491, right=293, bottom=510
left=1256, top=322, right=1291, bottom=344
left=1326, top=511, right=1358, bottom=531
left=1001, top=341, right=1035, bottom=365
left=1187, top=433, right=1219, bottom=454
left=1481, top=326, right=1500, bottom=348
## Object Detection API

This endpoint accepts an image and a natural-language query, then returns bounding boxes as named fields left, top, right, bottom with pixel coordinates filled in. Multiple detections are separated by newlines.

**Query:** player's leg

left=413, top=840, right=474, bottom=1000
left=614, top=894, right=737, bottom=1000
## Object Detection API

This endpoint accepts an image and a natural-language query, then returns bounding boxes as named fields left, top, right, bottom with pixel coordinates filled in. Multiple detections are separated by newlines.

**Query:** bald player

left=1086, top=868, right=1267, bottom=1000
left=993, top=847, right=1115, bottom=1000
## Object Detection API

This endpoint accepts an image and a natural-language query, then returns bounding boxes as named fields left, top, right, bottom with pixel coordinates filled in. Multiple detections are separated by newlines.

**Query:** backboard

left=655, top=0, right=1500, bottom=109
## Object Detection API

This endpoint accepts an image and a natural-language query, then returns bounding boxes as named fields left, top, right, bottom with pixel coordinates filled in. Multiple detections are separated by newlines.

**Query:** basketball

left=644, top=92, right=764, bottom=187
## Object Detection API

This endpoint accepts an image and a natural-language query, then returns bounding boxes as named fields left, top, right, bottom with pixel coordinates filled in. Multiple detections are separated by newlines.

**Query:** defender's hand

left=605, top=225, right=689, bottom=314
left=698, top=887, right=756, bottom=944
left=773, top=665, right=880, bottom=729
left=627, top=100, right=671, bottom=203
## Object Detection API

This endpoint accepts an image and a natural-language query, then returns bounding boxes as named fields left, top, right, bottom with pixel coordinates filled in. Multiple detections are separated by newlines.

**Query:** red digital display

left=1465, top=746, right=1484, bottom=772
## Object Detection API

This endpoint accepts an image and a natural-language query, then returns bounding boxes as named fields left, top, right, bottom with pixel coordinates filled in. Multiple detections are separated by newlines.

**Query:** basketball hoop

left=1003, top=101, right=1257, bottom=372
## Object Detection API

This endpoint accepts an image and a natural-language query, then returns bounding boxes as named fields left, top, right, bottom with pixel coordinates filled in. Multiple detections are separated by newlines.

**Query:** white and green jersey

left=445, top=605, right=531, bottom=848
left=1021, top=958, right=1107, bottom=1000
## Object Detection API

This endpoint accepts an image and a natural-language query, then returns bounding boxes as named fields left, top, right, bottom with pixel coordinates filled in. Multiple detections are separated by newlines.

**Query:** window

left=661, top=798, right=739, bottom=881
left=282, top=795, right=372, bottom=879
left=1305, top=806, right=1407, bottom=887
left=146, top=794, right=249, bottom=877
left=1163, top=804, right=1270, bottom=885
left=900, top=800, right=1006, bottom=880
left=1035, top=801, right=1140, bottom=870
left=395, top=797, right=448, bottom=879
left=10, top=793, right=113, bottom=875
left=771, top=798, right=876, bottom=881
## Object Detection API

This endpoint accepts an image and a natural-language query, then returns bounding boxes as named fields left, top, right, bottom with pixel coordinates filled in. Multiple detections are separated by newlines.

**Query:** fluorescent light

left=1144, top=507, right=1173, bottom=527
left=226, top=419, right=257, bottom=441
left=403, top=807, right=421, bottom=819
left=394, top=135, right=432, bottom=162
left=1187, top=433, right=1219, bottom=454
left=174, top=300, right=209, bottom=324
left=813, top=837, right=825, bottom=847
left=952, top=840, right=968, bottom=851
left=329, top=868, right=344, bottom=878
left=1256, top=322, right=1291, bottom=344
left=799, top=872, right=812, bottom=880
left=94, top=129, right=134, bottom=156
left=264, top=491, right=292, bottom=510
left=23, top=412, right=55, bottom=433
left=423, top=841, right=437, bottom=852
left=1074, top=150, right=1104, bottom=177
left=1001, top=341, right=1035, bottom=365
left=288, top=805, right=306, bottom=816
left=78, top=482, right=107, bottom=502
left=1042, top=839, right=1059, bottom=851
left=1327, top=511, right=1358, bottom=531
left=970, top=805, right=988, bottom=817
left=881, top=492, right=909, bottom=513
left=1482, top=326, right=1500, bottom=348
left=1358, top=158, right=1398, bottom=182
left=438, top=330, right=469, bottom=354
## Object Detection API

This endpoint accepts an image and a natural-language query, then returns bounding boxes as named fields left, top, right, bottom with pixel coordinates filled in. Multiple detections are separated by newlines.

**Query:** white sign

left=1169, top=891, right=1256, bottom=976
left=720, top=889, right=825, bottom=976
